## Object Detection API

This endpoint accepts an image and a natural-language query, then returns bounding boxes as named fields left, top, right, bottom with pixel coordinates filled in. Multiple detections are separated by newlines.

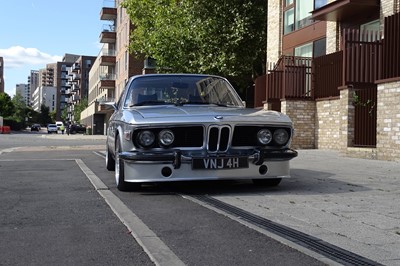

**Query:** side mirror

left=99, top=101, right=117, bottom=111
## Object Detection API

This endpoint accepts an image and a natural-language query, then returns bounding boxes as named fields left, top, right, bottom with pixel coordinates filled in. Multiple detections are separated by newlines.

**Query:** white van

left=55, top=121, right=64, bottom=130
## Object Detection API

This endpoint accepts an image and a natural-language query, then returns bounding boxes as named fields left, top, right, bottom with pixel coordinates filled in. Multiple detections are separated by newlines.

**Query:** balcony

left=100, top=24, right=116, bottom=43
left=100, top=6, right=117, bottom=21
left=73, top=73, right=81, bottom=80
left=99, top=80, right=115, bottom=90
left=72, top=95, right=81, bottom=102
left=72, top=63, right=80, bottom=72
left=71, top=84, right=80, bottom=92
left=99, top=55, right=116, bottom=66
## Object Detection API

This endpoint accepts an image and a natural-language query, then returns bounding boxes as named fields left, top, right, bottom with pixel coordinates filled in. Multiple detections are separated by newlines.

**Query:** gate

left=353, top=85, right=377, bottom=147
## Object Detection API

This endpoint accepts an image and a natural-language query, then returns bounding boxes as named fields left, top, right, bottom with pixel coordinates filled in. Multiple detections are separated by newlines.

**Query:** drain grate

left=191, top=195, right=382, bottom=266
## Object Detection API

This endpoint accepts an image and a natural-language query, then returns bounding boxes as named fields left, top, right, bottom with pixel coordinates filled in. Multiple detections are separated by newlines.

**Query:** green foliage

left=121, top=0, right=266, bottom=91
left=11, top=93, right=27, bottom=123
left=74, top=98, right=88, bottom=123
left=0, top=92, right=14, bottom=117
left=40, top=104, right=52, bottom=125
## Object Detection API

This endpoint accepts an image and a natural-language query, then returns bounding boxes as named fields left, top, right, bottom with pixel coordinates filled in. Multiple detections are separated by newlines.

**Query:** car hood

left=124, top=105, right=292, bottom=124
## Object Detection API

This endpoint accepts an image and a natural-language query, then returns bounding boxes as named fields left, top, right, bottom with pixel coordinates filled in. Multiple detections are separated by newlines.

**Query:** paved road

left=1, top=132, right=399, bottom=265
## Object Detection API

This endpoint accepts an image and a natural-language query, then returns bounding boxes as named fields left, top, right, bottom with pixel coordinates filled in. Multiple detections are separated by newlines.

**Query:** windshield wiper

left=177, top=101, right=228, bottom=107
left=130, top=101, right=169, bottom=107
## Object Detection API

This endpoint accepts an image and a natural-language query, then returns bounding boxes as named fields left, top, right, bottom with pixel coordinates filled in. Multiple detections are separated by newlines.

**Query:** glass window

left=360, top=20, right=380, bottom=41
left=284, top=8, right=295, bottom=34
left=313, top=38, right=326, bottom=57
left=294, top=42, right=313, bottom=57
left=295, top=0, right=313, bottom=29
left=314, top=0, right=327, bottom=9
left=285, top=0, right=294, bottom=6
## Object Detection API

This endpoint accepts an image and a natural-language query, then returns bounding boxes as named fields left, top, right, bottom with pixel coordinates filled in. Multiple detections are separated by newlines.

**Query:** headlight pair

left=137, top=129, right=174, bottom=148
left=257, top=128, right=289, bottom=146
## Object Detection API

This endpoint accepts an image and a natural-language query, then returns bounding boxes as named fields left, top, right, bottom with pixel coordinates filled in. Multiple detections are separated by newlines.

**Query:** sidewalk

left=215, top=149, right=400, bottom=265
left=41, top=133, right=107, bottom=140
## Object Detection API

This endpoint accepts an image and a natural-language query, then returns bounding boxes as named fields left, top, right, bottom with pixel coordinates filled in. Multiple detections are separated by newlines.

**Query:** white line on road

left=75, top=159, right=186, bottom=266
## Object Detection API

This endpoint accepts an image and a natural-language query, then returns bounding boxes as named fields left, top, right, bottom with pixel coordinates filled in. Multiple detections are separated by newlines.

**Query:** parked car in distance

left=69, top=124, right=86, bottom=134
left=104, top=74, right=298, bottom=191
left=55, top=121, right=64, bottom=130
left=31, top=124, right=41, bottom=131
left=47, top=124, right=58, bottom=134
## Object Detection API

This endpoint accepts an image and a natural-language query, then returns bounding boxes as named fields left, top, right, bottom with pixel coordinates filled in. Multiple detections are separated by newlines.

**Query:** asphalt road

left=1, top=131, right=398, bottom=265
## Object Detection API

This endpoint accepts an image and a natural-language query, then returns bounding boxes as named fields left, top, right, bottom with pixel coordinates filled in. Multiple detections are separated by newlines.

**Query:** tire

left=115, top=138, right=141, bottom=191
left=252, top=178, right=282, bottom=187
left=106, top=147, right=115, bottom=171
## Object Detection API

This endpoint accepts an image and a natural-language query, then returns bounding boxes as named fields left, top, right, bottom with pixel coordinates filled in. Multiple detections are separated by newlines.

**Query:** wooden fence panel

left=382, top=12, right=400, bottom=79
left=313, top=51, right=343, bottom=99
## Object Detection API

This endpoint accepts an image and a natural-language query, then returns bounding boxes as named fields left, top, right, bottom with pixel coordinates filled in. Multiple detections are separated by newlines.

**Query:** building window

left=360, top=20, right=380, bottom=41
left=284, top=8, right=295, bottom=34
left=283, top=0, right=328, bottom=35
left=294, top=38, right=326, bottom=58
left=295, top=42, right=313, bottom=57
left=314, top=0, right=327, bottom=9
left=313, top=38, right=326, bottom=57
left=295, top=0, right=313, bottom=30
left=285, top=0, right=294, bottom=6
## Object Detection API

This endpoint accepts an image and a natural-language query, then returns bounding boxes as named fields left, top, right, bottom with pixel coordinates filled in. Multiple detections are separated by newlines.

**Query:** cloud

left=0, top=46, right=63, bottom=69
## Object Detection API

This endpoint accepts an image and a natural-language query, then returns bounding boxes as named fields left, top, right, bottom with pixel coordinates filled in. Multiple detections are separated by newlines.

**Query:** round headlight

left=137, top=130, right=155, bottom=147
left=159, top=129, right=175, bottom=146
left=273, top=129, right=289, bottom=145
left=257, top=129, right=272, bottom=145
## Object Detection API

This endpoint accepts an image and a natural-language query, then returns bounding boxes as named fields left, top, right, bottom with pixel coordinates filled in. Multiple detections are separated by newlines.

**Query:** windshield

left=123, top=75, right=244, bottom=107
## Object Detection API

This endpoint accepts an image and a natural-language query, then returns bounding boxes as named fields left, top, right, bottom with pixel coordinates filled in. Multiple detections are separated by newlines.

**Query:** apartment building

left=31, top=86, right=57, bottom=113
left=0, top=57, right=4, bottom=93
left=65, top=55, right=96, bottom=123
left=81, top=0, right=145, bottom=135
left=258, top=0, right=400, bottom=160
left=15, top=84, right=30, bottom=106
left=28, top=70, right=39, bottom=106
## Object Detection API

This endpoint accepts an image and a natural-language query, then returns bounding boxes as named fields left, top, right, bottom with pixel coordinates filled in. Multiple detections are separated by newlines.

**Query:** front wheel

left=115, top=139, right=141, bottom=191
left=106, top=147, right=115, bottom=171
left=252, top=178, right=282, bottom=187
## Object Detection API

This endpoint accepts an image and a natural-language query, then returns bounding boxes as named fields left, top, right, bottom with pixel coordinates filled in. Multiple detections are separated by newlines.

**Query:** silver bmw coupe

left=105, top=74, right=297, bottom=191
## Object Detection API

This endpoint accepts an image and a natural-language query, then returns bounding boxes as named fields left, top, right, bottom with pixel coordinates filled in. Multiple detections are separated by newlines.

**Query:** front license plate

left=192, top=157, right=249, bottom=170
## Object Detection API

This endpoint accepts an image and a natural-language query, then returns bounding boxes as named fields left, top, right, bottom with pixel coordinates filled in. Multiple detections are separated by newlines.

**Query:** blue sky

left=0, top=0, right=106, bottom=96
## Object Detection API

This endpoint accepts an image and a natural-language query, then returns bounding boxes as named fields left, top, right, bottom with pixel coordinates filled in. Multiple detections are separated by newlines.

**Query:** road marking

left=75, top=159, right=185, bottom=266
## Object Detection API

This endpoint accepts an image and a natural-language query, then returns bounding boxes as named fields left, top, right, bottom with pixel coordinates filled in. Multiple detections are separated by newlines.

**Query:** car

left=69, top=124, right=86, bottom=134
left=104, top=74, right=298, bottom=191
left=31, top=124, right=41, bottom=131
left=47, top=124, right=58, bottom=134
left=55, top=121, right=64, bottom=130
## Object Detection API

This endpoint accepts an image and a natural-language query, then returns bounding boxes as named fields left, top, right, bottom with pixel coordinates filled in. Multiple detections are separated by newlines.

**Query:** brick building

left=81, top=0, right=150, bottom=135
left=257, top=0, right=400, bottom=161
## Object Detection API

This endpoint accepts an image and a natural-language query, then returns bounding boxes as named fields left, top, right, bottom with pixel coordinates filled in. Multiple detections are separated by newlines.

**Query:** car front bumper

left=119, top=148, right=298, bottom=183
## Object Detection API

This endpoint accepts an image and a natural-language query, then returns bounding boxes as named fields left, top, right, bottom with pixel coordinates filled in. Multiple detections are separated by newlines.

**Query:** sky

left=0, top=0, right=106, bottom=96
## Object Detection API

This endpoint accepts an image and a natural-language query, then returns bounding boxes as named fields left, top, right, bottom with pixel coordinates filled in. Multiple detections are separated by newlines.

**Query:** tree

left=11, top=93, right=27, bottom=123
left=122, top=0, right=267, bottom=92
left=74, top=98, right=88, bottom=123
left=0, top=92, right=14, bottom=117
left=39, top=104, right=52, bottom=125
